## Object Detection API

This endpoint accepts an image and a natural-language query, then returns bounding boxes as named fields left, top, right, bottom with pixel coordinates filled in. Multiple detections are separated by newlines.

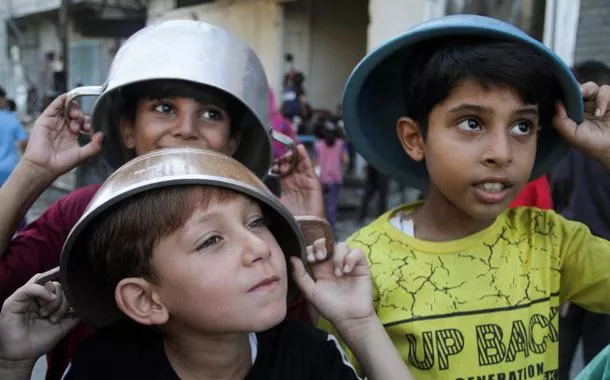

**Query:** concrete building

left=146, top=0, right=449, bottom=113
left=0, top=0, right=145, bottom=115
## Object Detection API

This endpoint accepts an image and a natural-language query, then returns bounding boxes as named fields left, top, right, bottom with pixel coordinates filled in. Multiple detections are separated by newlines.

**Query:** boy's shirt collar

left=363, top=201, right=508, bottom=254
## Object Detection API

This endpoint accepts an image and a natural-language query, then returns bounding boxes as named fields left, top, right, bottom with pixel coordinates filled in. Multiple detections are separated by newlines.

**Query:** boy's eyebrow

left=448, top=104, right=492, bottom=114
left=448, top=104, right=539, bottom=116
left=512, top=105, right=539, bottom=117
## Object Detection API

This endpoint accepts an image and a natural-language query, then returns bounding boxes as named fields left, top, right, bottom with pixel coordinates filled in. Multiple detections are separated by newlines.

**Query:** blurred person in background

left=267, top=89, right=298, bottom=196
left=358, top=164, right=388, bottom=223
left=552, top=60, right=610, bottom=380
left=0, top=88, right=28, bottom=188
left=314, top=119, right=349, bottom=233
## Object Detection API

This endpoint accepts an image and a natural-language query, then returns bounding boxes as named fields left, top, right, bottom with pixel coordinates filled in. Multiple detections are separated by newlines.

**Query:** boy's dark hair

left=0, top=86, right=5, bottom=99
left=573, top=60, right=610, bottom=85
left=6, top=99, right=16, bottom=112
left=118, top=79, right=245, bottom=137
left=84, top=185, right=241, bottom=302
left=402, top=37, right=561, bottom=137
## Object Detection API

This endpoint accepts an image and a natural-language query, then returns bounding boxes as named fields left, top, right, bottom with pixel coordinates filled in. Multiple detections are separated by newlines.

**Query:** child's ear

left=396, top=117, right=425, bottom=161
left=115, top=277, right=168, bottom=326
left=119, top=118, right=136, bottom=149
left=226, top=131, right=242, bottom=156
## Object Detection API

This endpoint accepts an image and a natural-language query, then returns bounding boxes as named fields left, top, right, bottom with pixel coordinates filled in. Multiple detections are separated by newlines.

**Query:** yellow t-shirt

left=319, top=203, right=610, bottom=380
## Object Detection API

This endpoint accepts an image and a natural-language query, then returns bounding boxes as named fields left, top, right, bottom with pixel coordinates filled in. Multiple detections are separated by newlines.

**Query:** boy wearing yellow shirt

left=320, top=15, right=610, bottom=379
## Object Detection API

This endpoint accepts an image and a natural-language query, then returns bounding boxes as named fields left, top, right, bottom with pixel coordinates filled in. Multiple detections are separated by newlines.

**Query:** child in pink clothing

left=269, top=89, right=297, bottom=159
left=314, top=122, right=349, bottom=232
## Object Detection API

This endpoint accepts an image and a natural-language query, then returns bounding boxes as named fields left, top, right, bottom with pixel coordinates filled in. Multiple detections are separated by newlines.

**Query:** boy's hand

left=291, top=239, right=373, bottom=327
left=0, top=274, right=79, bottom=364
left=22, top=94, right=103, bottom=181
left=274, top=145, right=325, bottom=218
left=554, top=82, right=610, bottom=168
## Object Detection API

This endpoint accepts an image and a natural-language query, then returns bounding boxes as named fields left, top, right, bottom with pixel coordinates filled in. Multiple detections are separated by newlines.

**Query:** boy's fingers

left=79, top=132, right=104, bottom=160
left=332, top=242, right=350, bottom=277
left=290, top=257, right=316, bottom=297
left=594, top=84, right=610, bottom=117
left=280, top=150, right=294, bottom=162
left=553, top=103, right=577, bottom=141
left=4, top=283, right=56, bottom=313
left=312, top=238, right=327, bottom=261
left=43, top=94, right=69, bottom=117
left=581, top=81, right=599, bottom=99
left=343, top=248, right=365, bottom=273
left=48, top=285, right=71, bottom=324
left=296, top=145, right=313, bottom=170
left=39, top=282, right=63, bottom=317
left=68, top=119, right=82, bottom=134
left=68, top=102, right=83, bottom=120
left=82, top=116, right=92, bottom=132
left=306, top=245, right=315, bottom=263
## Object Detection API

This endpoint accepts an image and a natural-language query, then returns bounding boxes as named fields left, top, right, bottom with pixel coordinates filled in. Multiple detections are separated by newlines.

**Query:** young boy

left=0, top=148, right=412, bottom=380
left=320, top=14, right=610, bottom=379
left=0, top=20, right=322, bottom=379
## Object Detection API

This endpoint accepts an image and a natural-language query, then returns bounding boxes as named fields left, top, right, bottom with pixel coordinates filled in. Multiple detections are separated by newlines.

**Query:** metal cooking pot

left=56, top=148, right=330, bottom=327
left=68, top=20, right=294, bottom=179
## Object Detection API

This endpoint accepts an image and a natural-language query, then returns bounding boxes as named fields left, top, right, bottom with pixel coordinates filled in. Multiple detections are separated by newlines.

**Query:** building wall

left=308, top=0, right=368, bottom=110
left=0, top=22, right=12, bottom=98
left=1, top=0, right=133, bottom=111
left=574, top=0, right=610, bottom=65
left=147, top=0, right=284, bottom=95
left=368, top=0, right=445, bottom=51
left=282, top=0, right=313, bottom=97
left=6, top=0, right=61, bottom=19
left=282, top=0, right=368, bottom=110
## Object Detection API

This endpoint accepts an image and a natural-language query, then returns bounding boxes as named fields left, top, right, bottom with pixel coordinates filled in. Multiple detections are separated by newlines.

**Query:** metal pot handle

left=295, top=215, right=334, bottom=257
left=65, top=86, right=104, bottom=132
left=268, top=129, right=299, bottom=178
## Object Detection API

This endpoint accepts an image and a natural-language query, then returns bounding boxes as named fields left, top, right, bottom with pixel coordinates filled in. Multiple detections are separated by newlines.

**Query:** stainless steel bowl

left=60, top=148, right=309, bottom=327
left=67, top=20, right=274, bottom=179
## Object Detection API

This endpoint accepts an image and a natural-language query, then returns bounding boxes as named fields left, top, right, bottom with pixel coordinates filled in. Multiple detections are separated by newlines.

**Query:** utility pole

left=59, top=0, right=70, bottom=91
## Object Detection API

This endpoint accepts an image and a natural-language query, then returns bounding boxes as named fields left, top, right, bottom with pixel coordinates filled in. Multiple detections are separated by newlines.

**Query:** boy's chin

left=465, top=202, right=510, bottom=221
left=244, top=304, right=287, bottom=332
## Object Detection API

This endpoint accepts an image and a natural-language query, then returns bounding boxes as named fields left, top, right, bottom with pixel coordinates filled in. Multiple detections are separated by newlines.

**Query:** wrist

left=333, top=314, right=380, bottom=339
left=15, top=158, right=58, bottom=186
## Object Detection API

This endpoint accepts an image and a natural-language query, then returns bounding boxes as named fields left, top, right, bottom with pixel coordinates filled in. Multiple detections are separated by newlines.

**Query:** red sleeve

left=509, top=175, right=553, bottom=210
left=0, top=184, right=100, bottom=303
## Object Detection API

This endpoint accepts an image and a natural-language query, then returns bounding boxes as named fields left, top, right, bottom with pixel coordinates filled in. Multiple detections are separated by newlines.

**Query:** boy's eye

left=457, top=118, right=482, bottom=131
left=201, top=108, right=224, bottom=122
left=510, top=121, right=534, bottom=136
left=248, top=216, right=269, bottom=230
left=196, top=235, right=223, bottom=250
left=153, top=103, right=175, bottom=114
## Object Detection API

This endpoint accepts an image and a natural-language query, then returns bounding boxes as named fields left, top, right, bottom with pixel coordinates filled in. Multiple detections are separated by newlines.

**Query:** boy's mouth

left=248, top=275, right=280, bottom=293
left=476, top=182, right=508, bottom=192
left=471, top=178, right=513, bottom=204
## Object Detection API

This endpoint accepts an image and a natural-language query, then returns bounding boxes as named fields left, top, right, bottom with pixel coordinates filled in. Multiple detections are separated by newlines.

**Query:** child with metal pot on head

left=0, top=20, right=323, bottom=380
left=0, top=148, right=412, bottom=380
left=319, top=15, right=610, bottom=379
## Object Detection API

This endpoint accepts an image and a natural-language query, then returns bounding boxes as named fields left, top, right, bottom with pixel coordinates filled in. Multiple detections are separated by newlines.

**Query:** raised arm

left=291, top=240, right=413, bottom=380
left=0, top=94, right=102, bottom=256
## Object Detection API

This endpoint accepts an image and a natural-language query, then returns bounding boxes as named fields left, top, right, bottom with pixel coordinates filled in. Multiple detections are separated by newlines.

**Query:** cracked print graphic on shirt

left=320, top=205, right=610, bottom=380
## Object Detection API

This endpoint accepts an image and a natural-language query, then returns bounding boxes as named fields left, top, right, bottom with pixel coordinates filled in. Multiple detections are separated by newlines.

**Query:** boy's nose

left=172, top=115, right=200, bottom=140
left=241, top=230, right=272, bottom=265
left=482, top=130, right=513, bottom=167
